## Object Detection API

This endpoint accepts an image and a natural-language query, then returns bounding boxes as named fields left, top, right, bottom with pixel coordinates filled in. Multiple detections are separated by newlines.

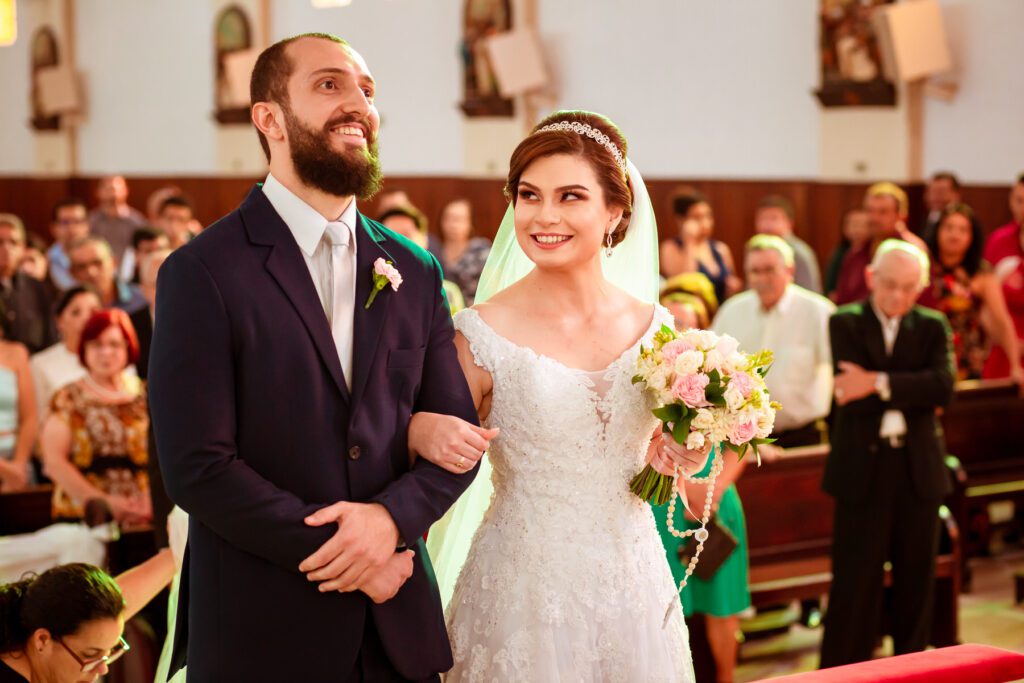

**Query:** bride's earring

left=605, top=230, right=614, bottom=257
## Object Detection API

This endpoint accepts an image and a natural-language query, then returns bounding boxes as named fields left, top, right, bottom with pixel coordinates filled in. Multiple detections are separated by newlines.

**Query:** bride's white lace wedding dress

left=444, top=306, right=694, bottom=682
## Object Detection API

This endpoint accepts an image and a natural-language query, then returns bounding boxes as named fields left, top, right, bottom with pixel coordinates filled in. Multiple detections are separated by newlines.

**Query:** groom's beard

left=283, top=106, right=383, bottom=200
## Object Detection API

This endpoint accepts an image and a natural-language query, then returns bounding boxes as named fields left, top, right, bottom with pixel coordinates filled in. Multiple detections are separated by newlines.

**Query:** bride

left=408, top=110, right=705, bottom=681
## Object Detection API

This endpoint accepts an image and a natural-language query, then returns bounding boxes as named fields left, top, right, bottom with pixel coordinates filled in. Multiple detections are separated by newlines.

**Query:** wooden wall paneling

left=0, top=177, right=1016, bottom=275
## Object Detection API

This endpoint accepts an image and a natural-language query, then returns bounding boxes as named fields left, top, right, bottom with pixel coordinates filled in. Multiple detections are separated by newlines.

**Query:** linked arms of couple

left=298, top=413, right=498, bottom=603
left=298, top=413, right=708, bottom=603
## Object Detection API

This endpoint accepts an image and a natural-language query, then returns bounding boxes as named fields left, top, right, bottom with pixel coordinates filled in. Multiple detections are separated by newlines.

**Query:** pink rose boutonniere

left=365, top=258, right=402, bottom=309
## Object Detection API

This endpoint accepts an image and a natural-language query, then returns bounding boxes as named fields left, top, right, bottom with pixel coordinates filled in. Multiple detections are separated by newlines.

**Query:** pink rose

left=728, top=419, right=757, bottom=445
left=373, top=258, right=403, bottom=291
left=728, top=371, right=756, bottom=399
left=671, top=373, right=710, bottom=408
left=660, top=339, right=695, bottom=363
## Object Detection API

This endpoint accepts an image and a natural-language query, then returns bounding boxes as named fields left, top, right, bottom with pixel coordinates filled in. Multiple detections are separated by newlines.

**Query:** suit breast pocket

left=388, top=345, right=426, bottom=371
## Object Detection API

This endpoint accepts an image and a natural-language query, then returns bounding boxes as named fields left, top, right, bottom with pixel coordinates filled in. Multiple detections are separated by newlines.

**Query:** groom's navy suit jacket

left=149, top=186, right=480, bottom=682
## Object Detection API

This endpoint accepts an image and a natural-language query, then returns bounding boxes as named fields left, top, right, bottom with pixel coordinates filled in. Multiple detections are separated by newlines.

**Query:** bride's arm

left=406, top=330, right=498, bottom=474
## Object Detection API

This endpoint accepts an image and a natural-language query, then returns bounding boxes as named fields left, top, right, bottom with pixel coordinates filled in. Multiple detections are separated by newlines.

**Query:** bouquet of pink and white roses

left=630, top=325, right=780, bottom=505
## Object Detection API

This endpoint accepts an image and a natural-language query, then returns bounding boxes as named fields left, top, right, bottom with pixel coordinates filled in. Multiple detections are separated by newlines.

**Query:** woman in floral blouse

left=40, top=309, right=149, bottom=525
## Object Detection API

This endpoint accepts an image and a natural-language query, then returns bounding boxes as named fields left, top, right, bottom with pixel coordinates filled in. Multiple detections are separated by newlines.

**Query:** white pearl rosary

left=665, top=450, right=725, bottom=594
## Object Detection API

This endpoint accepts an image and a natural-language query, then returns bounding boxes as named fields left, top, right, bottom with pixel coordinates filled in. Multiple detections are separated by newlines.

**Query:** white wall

left=922, top=0, right=1024, bottom=184
left=0, top=0, right=1020, bottom=182
left=273, top=0, right=465, bottom=176
left=74, top=0, right=217, bottom=174
left=541, top=0, right=821, bottom=179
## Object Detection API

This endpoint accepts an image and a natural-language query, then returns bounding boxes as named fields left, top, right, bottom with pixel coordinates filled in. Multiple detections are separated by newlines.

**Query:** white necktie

left=321, top=221, right=353, bottom=389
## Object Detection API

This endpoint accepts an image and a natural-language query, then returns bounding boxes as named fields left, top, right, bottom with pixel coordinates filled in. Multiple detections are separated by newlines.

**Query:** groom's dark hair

left=250, top=33, right=350, bottom=161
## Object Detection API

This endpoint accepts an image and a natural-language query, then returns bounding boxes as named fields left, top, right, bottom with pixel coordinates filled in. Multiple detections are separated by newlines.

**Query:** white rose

left=691, top=408, right=714, bottom=431
left=724, top=384, right=746, bottom=411
left=703, top=349, right=724, bottom=372
left=686, top=430, right=706, bottom=451
left=756, top=409, right=776, bottom=439
left=674, top=350, right=704, bottom=376
left=647, top=366, right=671, bottom=393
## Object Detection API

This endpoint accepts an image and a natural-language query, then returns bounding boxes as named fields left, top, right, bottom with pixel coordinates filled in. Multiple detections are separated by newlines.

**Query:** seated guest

left=47, top=199, right=91, bottom=291
left=67, top=237, right=146, bottom=314
left=376, top=189, right=445, bottom=266
left=130, top=251, right=170, bottom=382
left=653, top=279, right=750, bottom=683
left=755, top=194, right=822, bottom=293
left=0, top=558, right=175, bottom=683
left=439, top=198, right=490, bottom=305
left=919, top=203, right=1023, bottom=382
left=88, top=176, right=146, bottom=264
left=919, top=171, right=962, bottom=241
left=153, top=195, right=199, bottom=250
left=0, top=215, right=56, bottom=354
left=39, top=310, right=149, bottom=526
left=659, top=187, right=741, bottom=302
left=30, top=287, right=102, bottom=423
left=378, top=206, right=466, bottom=314
left=145, top=185, right=183, bottom=224
left=131, top=250, right=172, bottom=549
left=659, top=272, right=718, bottom=330
left=713, top=235, right=835, bottom=448
left=0, top=311, right=37, bottom=493
left=821, top=240, right=954, bottom=667
left=119, top=226, right=169, bottom=284
left=982, top=173, right=1024, bottom=379
left=19, top=238, right=49, bottom=286
left=824, top=208, right=870, bottom=301
left=833, top=182, right=927, bottom=305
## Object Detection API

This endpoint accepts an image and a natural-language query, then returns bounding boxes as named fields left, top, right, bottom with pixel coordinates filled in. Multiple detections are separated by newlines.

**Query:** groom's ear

left=252, top=102, right=286, bottom=147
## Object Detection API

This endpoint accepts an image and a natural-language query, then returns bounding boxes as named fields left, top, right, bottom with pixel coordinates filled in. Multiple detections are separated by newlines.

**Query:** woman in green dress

left=655, top=277, right=751, bottom=683
left=652, top=448, right=751, bottom=682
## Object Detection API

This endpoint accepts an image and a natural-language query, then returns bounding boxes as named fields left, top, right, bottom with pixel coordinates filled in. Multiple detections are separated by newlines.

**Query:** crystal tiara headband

left=533, top=121, right=627, bottom=173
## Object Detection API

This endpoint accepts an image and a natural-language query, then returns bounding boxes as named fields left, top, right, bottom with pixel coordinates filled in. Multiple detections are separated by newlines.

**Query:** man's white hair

left=870, top=239, right=930, bottom=288
left=745, top=234, right=795, bottom=269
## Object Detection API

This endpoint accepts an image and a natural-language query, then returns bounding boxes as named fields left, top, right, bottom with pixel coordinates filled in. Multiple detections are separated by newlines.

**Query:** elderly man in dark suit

left=820, top=239, right=955, bottom=668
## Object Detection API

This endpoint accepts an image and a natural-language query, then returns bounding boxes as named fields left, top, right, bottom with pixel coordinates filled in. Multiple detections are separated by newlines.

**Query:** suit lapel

left=352, top=214, right=397, bottom=407
left=890, top=307, right=919, bottom=370
left=241, top=186, right=350, bottom=402
left=857, top=299, right=890, bottom=371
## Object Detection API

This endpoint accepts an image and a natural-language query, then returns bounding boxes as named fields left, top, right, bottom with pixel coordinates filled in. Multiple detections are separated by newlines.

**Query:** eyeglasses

left=57, top=636, right=130, bottom=674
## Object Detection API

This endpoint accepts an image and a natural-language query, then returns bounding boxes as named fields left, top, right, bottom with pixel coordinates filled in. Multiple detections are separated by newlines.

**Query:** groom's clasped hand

left=297, top=413, right=498, bottom=603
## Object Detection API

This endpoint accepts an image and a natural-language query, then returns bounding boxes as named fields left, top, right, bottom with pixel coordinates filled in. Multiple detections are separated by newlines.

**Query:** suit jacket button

left=348, top=446, right=361, bottom=460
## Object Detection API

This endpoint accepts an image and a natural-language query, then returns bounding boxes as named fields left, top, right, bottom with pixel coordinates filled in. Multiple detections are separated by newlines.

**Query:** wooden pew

left=941, top=378, right=1024, bottom=584
left=736, top=444, right=962, bottom=648
left=0, top=485, right=53, bottom=535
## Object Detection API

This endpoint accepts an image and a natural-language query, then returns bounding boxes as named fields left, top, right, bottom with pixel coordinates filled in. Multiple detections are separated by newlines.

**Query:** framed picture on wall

left=815, top=0, right=897, bottom=107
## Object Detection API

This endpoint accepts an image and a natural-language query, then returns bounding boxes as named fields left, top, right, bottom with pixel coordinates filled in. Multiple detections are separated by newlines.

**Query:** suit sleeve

left=888, top=315, right=955, bottom=410
left=829, top=312, right=888, bottom=415
left=371, top=258, right=481, bottom=545
left=149, top=249, right=333, bottom=572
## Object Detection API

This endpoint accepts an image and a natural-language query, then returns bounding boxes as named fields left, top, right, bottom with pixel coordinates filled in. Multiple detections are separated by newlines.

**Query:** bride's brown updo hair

left=505, top=110, right=633, bottom=248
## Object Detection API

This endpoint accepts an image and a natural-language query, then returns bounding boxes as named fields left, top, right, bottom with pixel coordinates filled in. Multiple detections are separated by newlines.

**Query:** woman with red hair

left=39, top=309, right=150, bottom=525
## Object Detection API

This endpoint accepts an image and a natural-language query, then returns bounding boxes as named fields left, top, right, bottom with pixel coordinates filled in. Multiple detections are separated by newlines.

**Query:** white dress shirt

left=262, top=174, right=358, bottom=388
left=871, top=300, right=909, bottom=445
left=711, top=284, right=835, bottom=431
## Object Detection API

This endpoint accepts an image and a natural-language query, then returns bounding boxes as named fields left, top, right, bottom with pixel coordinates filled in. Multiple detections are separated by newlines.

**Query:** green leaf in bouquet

left=652, top=404, right=683, bottom=423
left=632, top=374, right=644, bottom=385
left=653, top=324, right=677, bottom=346
left=708, top=369, right=721, bottom=384
left=671, top=416, right=694, bottom=445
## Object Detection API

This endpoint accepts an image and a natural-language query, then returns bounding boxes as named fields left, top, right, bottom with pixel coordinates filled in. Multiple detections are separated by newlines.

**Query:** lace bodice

left=454, top=306, right=666, bottom=511
left=445, top=305, right=693, bottom=682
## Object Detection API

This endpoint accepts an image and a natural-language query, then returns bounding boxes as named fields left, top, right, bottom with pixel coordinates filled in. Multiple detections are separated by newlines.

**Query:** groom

left=150, top=33, right=488, bottom=681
